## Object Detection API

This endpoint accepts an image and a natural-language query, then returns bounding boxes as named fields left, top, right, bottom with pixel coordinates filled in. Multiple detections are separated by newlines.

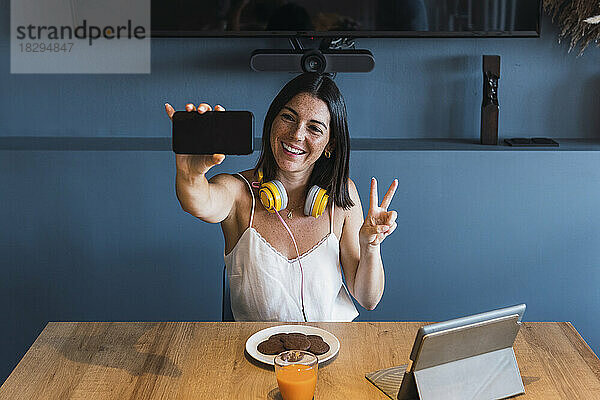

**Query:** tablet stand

left=397, top=315, right=525, bottom=400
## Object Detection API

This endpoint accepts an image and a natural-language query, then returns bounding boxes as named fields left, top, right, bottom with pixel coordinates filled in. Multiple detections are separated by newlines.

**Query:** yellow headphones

left=257, top=169, right=329, bottom=218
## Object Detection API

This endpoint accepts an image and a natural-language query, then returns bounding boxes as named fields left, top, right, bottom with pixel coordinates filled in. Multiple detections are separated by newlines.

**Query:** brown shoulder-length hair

left=254, top=73, right=354, bottom=210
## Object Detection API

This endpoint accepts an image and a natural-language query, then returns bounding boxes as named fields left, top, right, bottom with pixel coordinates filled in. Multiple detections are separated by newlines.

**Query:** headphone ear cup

left=272, top=180, right=288, bottom=211
left=259, top=180, right=288, bottom=212
left=305, top=186, right=328, bottom=218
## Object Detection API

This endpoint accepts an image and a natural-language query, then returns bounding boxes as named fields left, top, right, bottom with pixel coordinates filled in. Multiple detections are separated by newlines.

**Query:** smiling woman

left=165, top=73, right=399, bottom=322
left=256, top=75, right=354, bottom=212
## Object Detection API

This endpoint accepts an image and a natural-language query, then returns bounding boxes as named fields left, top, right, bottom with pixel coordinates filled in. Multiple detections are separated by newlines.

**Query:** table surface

left=1, top=322, right=599, bottom=399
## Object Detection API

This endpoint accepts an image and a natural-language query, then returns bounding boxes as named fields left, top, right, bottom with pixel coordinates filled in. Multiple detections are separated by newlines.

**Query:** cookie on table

left=257, top=338, right=285, bottom=355
left=307, top=335, right=330, bottom=355
left=286, top=332, right=308, bottom=340
left=282, top=335, right=311, bottom=351
left=269, top=333, right=288, bottom=342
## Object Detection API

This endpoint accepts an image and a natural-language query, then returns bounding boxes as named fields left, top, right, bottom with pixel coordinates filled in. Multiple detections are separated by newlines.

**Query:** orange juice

left=276, top=364, right=318, bottom=400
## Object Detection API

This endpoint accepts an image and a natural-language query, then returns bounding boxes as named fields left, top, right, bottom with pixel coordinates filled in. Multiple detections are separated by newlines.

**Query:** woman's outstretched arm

left=339, top=178, right=398, bottom=310
left=166, top=102, right=241, bottom=223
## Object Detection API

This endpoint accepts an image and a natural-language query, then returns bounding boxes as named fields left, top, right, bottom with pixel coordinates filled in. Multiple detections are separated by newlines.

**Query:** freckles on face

left=270, top=93, right=331, bottom=171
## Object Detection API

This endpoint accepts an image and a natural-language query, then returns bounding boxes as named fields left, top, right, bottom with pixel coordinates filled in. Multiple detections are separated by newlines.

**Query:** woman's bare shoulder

left=339, top=177, right=363, bottom=224
left=347, top=177, right=358, bottom=193
left=239, top=168, right=259, bottom=182
left=346, top=177, right=362, bottom=207
left=208, top=169, right=256, bottom=199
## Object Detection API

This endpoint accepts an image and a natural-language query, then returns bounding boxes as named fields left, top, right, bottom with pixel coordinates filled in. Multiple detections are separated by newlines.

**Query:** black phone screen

left=172, top=110, right=254, bottom=155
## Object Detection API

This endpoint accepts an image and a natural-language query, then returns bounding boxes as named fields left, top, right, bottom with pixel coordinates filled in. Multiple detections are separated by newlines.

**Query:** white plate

left=245, top=325, right=340, bottom=365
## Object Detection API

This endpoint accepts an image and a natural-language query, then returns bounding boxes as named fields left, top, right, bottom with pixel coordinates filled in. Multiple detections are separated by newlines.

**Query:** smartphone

left=172, top=110, right=254, bottom=155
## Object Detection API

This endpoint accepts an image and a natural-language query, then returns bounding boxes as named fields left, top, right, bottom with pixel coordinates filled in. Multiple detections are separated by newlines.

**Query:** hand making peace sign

left=359, top=177, right=399, bottom=247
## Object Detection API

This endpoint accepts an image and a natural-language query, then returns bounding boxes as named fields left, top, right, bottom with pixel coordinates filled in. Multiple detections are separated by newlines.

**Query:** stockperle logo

left=11, top=0, right=150, bottom=74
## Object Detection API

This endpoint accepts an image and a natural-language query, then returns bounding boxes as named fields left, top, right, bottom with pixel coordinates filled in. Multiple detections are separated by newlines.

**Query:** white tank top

left=224, top=173, right=359, bottom=322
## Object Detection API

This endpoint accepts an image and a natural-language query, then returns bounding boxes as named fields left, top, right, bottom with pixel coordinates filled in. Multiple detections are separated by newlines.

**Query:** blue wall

left=2, top=0, right=600, bottom=384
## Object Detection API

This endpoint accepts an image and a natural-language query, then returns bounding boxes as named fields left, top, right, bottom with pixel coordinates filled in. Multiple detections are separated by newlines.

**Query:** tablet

left=409, top=303, right=526, bottom=363
left=398, top=304, right=526, bottom=400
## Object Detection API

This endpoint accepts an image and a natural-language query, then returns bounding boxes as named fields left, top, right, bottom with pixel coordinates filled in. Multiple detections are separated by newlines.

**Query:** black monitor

left=151, top=0, right=541, bottom=38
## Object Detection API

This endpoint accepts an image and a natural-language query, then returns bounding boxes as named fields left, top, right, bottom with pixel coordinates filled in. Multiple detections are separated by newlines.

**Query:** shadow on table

left=268, top=388, right=318, bottom=400
left=52, top=324, right=181, bottom=377
left=267, top=388, right=283, bottom=400
left=244, top=349, right=274, bottom=371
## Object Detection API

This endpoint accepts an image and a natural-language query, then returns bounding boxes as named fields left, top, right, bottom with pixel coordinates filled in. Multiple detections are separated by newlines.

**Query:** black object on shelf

left=504, top=138, right=559, bottom=147
left=481, top=55, right=500, bottom=145
left=251, top=37, right=375, bottom=73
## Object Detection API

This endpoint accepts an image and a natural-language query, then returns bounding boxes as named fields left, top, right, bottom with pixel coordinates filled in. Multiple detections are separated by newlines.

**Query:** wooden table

left=1, top=322, right=599, bottom=399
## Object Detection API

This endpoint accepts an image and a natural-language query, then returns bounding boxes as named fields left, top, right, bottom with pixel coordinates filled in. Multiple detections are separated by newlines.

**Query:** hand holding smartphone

left=170, top=105, right=253, bottom=155
left=166, top=102, right=237, bottom=178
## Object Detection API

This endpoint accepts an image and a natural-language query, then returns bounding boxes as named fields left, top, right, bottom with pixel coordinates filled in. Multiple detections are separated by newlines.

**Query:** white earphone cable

left=274, top=210, right=308, bottom=322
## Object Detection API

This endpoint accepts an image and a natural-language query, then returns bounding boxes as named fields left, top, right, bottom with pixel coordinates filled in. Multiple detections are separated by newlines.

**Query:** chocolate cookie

left=307, top=336, right=330, bottom=355
left=286, top=332, right=308, bottom=340
left=257, top=339, right=285, bottom=355
left=282, top=335, right=311, bottom=351
left=269, top=333, right=288, bottom=341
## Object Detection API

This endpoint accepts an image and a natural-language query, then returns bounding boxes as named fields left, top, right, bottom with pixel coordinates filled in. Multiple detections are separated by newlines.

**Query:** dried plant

left=543, top=0, right=600, bottom=55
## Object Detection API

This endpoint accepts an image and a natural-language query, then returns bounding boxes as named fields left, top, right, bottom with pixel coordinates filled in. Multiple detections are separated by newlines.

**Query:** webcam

left=250, top=49, right=374, bottom=73
left=301, top=50, right=327, bottom=73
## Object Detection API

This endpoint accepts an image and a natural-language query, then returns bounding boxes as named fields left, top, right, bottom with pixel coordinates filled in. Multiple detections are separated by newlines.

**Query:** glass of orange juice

left=274, top=350, right=318, bottom=400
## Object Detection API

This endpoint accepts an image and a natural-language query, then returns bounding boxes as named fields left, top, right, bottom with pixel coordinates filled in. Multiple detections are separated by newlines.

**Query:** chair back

left=222, top=266, right=234, bottom=321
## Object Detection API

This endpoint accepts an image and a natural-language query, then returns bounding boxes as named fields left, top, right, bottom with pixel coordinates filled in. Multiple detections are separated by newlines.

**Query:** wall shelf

left=1, top=137, right=600, bottom=151
left=350, top=138, right=600, bottom=151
